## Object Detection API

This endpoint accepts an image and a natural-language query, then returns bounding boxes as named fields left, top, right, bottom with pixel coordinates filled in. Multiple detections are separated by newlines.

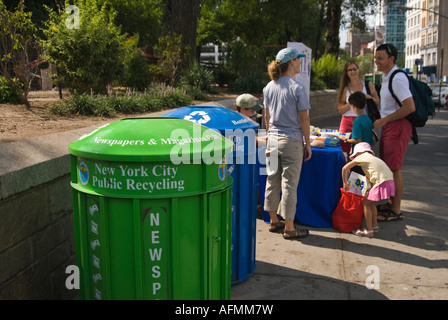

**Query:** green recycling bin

left=68, top=117, right=234, bottom=300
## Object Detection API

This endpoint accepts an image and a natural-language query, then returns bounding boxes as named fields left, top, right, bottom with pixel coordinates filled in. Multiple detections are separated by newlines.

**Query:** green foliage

left=154, top=33, right=187, bottom=85
left=180, top=61, right=216, bottom=93
left=229, top=72, right=268, bottom=94
left=0, top=1, right=37, bottom=59
left=354, top=53, right=375, bottom=78
left=148, top=64, right=170, bottom=84
left=121, top=35, right=152, bottom=91
left=198, top=0, right=321, bottom=49
left=224, top=40, right=267, bottom=76
left=0, top=76, right=22, bottom=104
left=42, top=0, right=126, bottom=94
left=96, top=0, right=163, bottom=45
left=0, top=0, right=38, bottom=108
left=213, top=70, right=237, bottom=87
left=49, top=84, right=193, bottom=117
left=311, top=54, right=344, bottom=90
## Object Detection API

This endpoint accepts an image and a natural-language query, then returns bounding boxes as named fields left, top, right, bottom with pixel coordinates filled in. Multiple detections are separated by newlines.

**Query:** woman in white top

left=337, top=61, right=380, bottom=154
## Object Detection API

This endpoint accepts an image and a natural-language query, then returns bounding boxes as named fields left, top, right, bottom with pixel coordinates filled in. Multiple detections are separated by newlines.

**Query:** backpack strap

left=365, top=80, right=371, bottom=95
left=388, top=69, right=410, bottom=107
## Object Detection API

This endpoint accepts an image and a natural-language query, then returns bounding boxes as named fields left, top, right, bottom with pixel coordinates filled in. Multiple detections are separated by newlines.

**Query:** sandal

left=377, top=210, right=402, bottom=222
left=372, top=226, right=379, bottom=233
left=352, top=228, right=373, bottom=238
left=283, top=228, right=309, bottom=240
left=269, top=221, right=285, bottom=233
left=377, top=204, right=391, bottom=213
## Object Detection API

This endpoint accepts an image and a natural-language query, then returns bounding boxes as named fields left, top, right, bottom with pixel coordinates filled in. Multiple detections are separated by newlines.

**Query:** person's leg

left=277, top=137, right=309, bottom=240
left=372, top=201, right=378, bottom=231
left=278, top=137, right=302, bottom=231
left=363, top=198, right=373, bottom=231
left=264, top=135, right=283, bottom=229
left=391, top=169, right=403, bottom=215
left=378, top=119, right=411, bottom=221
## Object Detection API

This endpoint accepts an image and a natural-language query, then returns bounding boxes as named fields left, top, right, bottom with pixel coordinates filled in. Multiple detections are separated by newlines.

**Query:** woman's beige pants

left=264, top=135, right=304, bottom=221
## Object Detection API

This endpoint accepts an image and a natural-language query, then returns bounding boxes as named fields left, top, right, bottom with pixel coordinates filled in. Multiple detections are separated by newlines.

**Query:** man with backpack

left=373, top=43, right=415, bottom=222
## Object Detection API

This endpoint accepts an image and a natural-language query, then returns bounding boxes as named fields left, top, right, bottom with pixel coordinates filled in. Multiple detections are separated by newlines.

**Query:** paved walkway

left=225, top=105, right=448, bottom=300
left=82, top=100, right=448, bottom=300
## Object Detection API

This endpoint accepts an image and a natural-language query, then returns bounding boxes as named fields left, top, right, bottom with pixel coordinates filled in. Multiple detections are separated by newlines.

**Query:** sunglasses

left=347, top=67, right=358, bottom=72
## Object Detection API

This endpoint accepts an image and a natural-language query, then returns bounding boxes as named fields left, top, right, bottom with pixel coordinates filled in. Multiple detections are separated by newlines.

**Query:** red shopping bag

left=332, top=188, right=364, bottom=233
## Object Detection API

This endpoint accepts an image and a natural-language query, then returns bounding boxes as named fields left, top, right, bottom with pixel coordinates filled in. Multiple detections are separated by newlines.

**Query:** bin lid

left=163, top=106, right=260, bottom=134
left=68, top=117, right=234, bottom=162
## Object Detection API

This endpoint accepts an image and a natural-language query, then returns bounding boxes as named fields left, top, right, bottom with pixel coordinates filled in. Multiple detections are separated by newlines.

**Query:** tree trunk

left=166, top=0, right=202, bottom=66
left=314, top=0, right=326, bottom=59
left=325, top=0, right=343, bottom=57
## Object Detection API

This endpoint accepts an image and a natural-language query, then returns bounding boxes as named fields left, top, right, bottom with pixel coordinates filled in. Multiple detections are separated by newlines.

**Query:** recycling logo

left=183, top=111, right=211, bottom=125
left=79, top=161, right=89, bottom=186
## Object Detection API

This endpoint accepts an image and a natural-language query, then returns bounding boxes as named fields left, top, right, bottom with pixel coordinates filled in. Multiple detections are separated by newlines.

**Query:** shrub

left=311, top=54, right=343, bottom=89
left=148, top=64, right=170, bottom=84
left=0, top=76, right=23, bottom=104
left=148, top=83, right=193, bottom=109
left=121, top=36, right=152, bottom=91
left=213, top=70, right=237, bottom=87
left=182, top=85, right=208, bottom=101
left=229, top=72, right=268, bottom=94
left=65, top=94, right=115, bottom=117
left=49, top=83, right=193, bottom=116
left=179, top=61, right=216, bottom=93
left=42, top=0, right=126, bottom=94
left=154, top=33, right=186, bottom=85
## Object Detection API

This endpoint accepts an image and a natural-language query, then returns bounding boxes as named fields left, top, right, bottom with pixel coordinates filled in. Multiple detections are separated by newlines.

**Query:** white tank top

left=343, top=84, right=367, bottom=117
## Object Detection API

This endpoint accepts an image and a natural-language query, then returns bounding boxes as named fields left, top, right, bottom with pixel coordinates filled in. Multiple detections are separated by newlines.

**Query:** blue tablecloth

left=258, top=146, right=346, bottom=228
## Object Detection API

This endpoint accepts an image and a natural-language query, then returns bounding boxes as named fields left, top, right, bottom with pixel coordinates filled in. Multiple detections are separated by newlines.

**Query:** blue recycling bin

left=163, top=106, right=259, bottom=284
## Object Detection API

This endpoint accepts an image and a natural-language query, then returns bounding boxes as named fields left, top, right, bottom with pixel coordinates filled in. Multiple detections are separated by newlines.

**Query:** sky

left=340, top=27, right=348, bottom=48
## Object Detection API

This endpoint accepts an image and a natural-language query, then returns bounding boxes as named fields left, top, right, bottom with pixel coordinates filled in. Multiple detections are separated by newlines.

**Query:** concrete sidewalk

left=161, top=99, right=448, bottom=299
left=224, top=105, right=448, bottom=300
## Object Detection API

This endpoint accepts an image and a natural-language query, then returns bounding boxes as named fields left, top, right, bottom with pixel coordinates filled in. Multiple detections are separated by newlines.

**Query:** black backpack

left=364, top=80, right=381, bottom=123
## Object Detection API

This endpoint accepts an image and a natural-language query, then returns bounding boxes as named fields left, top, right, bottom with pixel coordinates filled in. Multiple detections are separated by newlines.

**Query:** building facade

left=405, top=0, right=423, bottom=71
left=419, top=0, right=439, bottom=76
left=403, top=0, right=445, bottom=79
left=378, top=0, right=407, bottom=65
left=437, top=0, right=447, bottom=78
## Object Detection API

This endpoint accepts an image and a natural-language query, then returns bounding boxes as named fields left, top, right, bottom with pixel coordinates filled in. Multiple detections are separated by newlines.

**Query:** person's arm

left=341, top=160, right=359, bottom=190
left=299, top=110, right=312, bottom=161
left=264, top=107, right=270, bottom=132
left=342, top=120, right=361, bottom=144
left=367, top=81, right=380, bottom=106
left=341, top=136, right=361, bottom=145
left=374, top=97, right=415, bottom=129
left=337, top=88, right=351, bottom=115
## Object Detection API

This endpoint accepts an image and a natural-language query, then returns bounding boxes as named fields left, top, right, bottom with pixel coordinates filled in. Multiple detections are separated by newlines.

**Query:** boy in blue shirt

left=340, top=91, right=374, bottom=154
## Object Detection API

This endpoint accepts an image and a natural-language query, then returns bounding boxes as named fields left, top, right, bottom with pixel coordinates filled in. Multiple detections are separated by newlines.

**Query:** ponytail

left=268, top=59, right=289, bottom=81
